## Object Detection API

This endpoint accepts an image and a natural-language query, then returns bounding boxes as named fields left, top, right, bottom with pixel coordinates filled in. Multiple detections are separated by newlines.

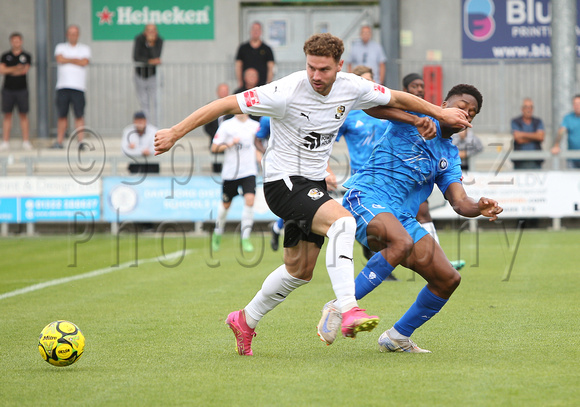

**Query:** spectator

left=551, top=94, right=580, bottom=169
left=210, top=114, right=260, bottom=253
left=0, top=32, right=32, bottom=151
left=203, top=83, right=232, bottom=173
left=347, top=25, right=386, bottom=84
left=234, top=67, right=260, bottom=94
left=203, top=83, right=232, bottom=147
left=510, top=97, right=545, bottom=169
left=53, top=25, right=91, bottom=149
left=234, top=68, right=261, bottom=122
left=452, top=128, right=483, bottom=171
left=235, top=22, right=274, bottom=87
left=122, top=111, right=159, bottom=174
left=133, top=24, right=163, bottom=124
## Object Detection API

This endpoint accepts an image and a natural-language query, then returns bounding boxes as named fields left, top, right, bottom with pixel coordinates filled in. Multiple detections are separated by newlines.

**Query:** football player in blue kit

left=318, top=84, right=503, bottom=352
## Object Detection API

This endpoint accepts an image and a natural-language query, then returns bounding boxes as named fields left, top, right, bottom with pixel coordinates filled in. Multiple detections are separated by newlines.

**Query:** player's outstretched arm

left=387, top=90, right=472, bottom=130
left=155, top=95, right=242, bottom=155
left=444, top=183, right=503, bottom=221
left=363, top=106, right=437, bottom=139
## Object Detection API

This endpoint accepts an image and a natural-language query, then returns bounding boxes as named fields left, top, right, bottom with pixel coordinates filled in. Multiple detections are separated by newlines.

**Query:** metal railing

left=39, top=58, right=580, bottom=138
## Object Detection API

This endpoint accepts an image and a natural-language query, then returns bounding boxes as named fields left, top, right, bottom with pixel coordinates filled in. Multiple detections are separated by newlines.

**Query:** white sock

left=421, top=221, right=439, bottom=244
left=326, top=216, right=358, bottom=313
left=388, top=326, right=409, bottom=340
left=241, top=204, right=254, bottom=240
left=244, top=265, right=309, bottom=329
left=214, top=204, right=228, bottom=235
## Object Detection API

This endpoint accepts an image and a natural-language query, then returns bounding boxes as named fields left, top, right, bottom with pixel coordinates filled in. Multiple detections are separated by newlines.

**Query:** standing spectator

left=510, top=98, right=545, bottom=169
left=133, top=24, right=163, bottom=124
left=210, top=114, right=260, bottom=253
left=235, top=22, right=274, bottom=88
left=452, top=128, right=483, bottom=171
left=551, top=94, right=580, bottom=169
left=0, top=32, right=32, bottom=151
left=53, top=25, right=91, bottom=149
left=347, top=25, right=386, bottom=84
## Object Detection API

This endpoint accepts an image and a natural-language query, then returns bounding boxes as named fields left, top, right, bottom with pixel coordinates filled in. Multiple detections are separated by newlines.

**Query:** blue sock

left=355, top=251, right=395, bottom=300
left=394, top=285, right=448, bottom=337
left=276, top=218, right=284, bottom=229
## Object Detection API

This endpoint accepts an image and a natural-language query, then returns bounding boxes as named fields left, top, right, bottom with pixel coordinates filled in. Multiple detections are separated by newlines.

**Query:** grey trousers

left=134, top=74, right=157, bottom=124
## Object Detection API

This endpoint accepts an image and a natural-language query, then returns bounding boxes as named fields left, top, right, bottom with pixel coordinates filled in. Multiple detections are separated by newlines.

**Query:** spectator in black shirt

left=133, top=24, right=163, bottom=124
left=235, top=22, right=274, bottom=88
left=0, top=32, right=32, bottom=151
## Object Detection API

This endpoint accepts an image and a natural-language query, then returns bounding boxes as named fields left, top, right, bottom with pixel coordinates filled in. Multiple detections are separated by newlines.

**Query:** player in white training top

left=154, top=33, right=471, bottom=356
left=210, top=114, right=260, bottom=253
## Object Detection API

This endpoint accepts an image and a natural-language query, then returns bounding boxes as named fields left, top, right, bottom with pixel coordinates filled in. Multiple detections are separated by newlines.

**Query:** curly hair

left=444, top=84, right=483, bottom=114
left=303, top=33, right=344, bottom=62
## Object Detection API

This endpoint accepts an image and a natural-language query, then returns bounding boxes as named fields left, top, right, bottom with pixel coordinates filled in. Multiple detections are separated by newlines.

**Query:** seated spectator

left=452, top=128, right=483, bottom=171
left=551, top=94, right=580, bottom=169
left=122, top=111, right=159, bottom=174
left=234, top=67, right=259, bottom=94
left=510, top=98, right=545, bottom=170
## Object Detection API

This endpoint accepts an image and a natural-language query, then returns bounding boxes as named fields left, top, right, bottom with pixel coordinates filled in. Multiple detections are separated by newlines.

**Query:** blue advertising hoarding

left=102, top=176, right=276, bottom=222
left=462, top=0, right=580, bottom=59
left=0, top=177, right=101, bottom=223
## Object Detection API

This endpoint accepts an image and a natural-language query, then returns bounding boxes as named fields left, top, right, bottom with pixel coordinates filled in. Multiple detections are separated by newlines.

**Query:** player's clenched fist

left=154, top=128, right=179, bottom=155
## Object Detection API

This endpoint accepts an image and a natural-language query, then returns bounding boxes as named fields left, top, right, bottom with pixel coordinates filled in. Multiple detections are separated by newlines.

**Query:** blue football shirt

left=343, top=113, right=463, bottom=217
left=336, top=110, right=388, bottom=173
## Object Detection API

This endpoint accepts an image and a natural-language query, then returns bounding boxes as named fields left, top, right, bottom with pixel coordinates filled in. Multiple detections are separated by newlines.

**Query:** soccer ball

left=38, top=320, right=85, bottom=367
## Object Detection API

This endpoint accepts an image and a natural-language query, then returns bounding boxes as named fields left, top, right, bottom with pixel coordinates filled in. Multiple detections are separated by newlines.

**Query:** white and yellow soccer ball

left=38, top=320, right=85, bottom=367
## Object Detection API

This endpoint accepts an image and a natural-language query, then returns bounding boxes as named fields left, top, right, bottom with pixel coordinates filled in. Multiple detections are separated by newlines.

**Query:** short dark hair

left=303, top=33, right=344, bottom=62
left=444, top=84, right=483, bottom=114
left=9, top=32, right=22, bottom=40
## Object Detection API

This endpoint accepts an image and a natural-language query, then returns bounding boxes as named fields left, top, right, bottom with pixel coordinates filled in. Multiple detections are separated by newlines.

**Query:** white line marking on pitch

left=0, top=249, right=193, bottom=301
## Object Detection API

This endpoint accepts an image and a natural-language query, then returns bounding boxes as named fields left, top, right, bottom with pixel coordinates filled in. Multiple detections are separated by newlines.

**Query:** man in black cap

left=121, top=111, right=159, bottom=174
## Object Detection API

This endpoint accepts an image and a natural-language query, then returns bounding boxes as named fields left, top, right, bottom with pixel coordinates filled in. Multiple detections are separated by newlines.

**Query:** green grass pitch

left=0, top=228, right=578, bottom=406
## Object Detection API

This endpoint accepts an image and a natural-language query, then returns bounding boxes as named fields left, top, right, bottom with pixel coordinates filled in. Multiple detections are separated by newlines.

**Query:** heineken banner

left=92, top=0, right=214, bottom=40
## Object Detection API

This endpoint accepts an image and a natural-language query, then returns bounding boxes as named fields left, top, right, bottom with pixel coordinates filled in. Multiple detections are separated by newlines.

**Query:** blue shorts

left=342, top=189, right=429, bottom=248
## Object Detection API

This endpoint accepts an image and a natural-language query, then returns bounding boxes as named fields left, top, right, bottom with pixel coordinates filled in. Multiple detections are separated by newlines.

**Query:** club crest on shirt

left=439, top=158, right=448, bottom=170
left=334, top=105, right=346, bottom=119
left=307, top=188, right=324, bottom=200
left=243, top=89, right=260, bottom=107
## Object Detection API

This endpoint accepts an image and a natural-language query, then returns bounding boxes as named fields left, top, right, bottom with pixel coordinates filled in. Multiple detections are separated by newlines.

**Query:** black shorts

left=56, top=88, right=85, bottom=119
left=222, top=175, right=256, bottom=203
left=264, top=176, right=332, bottom=249
left=2, top=88, right=29, bottom=114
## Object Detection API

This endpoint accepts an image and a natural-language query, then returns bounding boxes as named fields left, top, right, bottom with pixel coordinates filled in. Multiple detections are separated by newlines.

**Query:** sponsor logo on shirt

left=334, top=105, right=346, bottom=120
left=303, top=131, right=334, bottom=150
left=374, top=84, right=386, bottom=94
left=307, top=188, right=324, bottom=200
left=243, top=90, right=260, bottom=107
left=439, top=158, right=448, bottom=170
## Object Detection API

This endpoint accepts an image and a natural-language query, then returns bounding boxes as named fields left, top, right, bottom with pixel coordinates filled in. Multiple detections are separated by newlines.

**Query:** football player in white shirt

left=155, top=33, right=471, bottom=356
left=210, top=114, right=260, bottom=253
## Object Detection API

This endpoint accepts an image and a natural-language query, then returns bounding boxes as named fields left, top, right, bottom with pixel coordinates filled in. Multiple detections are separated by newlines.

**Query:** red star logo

left=96, top=6, right=115, bottom=25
